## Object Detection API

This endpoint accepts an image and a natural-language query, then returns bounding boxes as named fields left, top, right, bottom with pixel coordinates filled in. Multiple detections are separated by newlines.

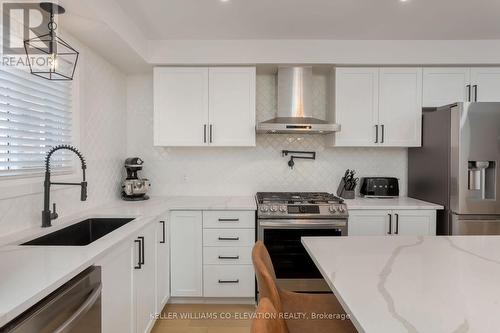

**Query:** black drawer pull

left=218, top=218, right=240, bottom=222
left=218, top=279, right=239, bottom=284
left=134, top=239, right=142, bottom=269
left=138, top=236, right=145, bottom=265
left=160, top=221, right=166, bottom=244
left=218, top=255, right=240, bottom=260
left=218, top=237, right=240, bottom=241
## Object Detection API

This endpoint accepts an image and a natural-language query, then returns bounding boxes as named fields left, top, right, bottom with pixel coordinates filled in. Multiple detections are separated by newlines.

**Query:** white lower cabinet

left=156, top=218, right=170, bottom=314
left=392, top=210, right=436, bottom=236
left=348, top=210, right=392, bottom=236
left=97, top=220, right=163, bottom=333
left=169, top=210, right=256, bottom=299
left=98, top=241, right=134, bottom=333
left=348, top=209, right=436, bottom=236
left=134, top=223, right=157, bottom=333
left=203, top=265, right=255, bottom=297
left=170, top=211, right=203, bottom=297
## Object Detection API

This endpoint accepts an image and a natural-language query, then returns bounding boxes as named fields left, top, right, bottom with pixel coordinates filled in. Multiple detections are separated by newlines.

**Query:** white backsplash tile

left=127, top=73, right=408, bottom=197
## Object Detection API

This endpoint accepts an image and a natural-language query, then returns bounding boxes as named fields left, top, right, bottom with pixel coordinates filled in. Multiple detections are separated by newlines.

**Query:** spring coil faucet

left=42, top=145, right=87, bottom=228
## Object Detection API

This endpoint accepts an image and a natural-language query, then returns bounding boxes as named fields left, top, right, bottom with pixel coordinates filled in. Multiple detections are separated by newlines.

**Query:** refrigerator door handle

left=466, top=85, right=471, bottom=102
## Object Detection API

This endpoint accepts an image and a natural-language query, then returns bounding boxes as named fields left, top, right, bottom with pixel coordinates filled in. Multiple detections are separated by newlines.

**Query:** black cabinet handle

left=218, top=218, right=239, bottom=222
left=209, top=124, right=213, bottom=143
left=218, top=255, right=240, bottom=260
left=381, top=124, right=385, bottom=144
left=388, top=214, right=392, bottom=235
left=395, top=214, right=399, bottom=235
left=134, top=239, right=142, bottom=269
left=203, top=124, right=207, bottom=143
left=466, top=85, right=471, bottom=102
left=138, top=236, right=145, bottom=265
left=160, top=221, right=166, bottom=244
left=218, top=279, right=239, bottom=284
left=473, top=85, right=478, bottom=102
left=218, top=237, right=240, bottom=241
left=375, top=125, right=379, bottom=143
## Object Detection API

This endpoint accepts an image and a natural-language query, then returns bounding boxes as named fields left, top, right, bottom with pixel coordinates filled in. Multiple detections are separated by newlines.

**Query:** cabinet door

left=96, top=241, right=133, bottom=333
left=423, top=68, right=471, bottom=107
left=379, top=68, right=423, bottom=147
left=208, top=67, right=256, bottom=146
left=156, top=219, right=170, bottom=313
left=348, top=210, right=392, bottom=236
left=392, top=210, right=437, bottom=236
left=334, top=68, right=379, bottom=146
left=154, top=67, right=209, bottom=146
left=134, top=223, right=157, bottom=333
left=470, top=67, right=500, bottom=102
left=170, top=211, right=203, bottom=297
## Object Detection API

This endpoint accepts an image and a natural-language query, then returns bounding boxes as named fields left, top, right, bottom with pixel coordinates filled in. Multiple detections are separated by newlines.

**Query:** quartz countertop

left=0, top=195, right=256, bottom=328
left=302, top=236, right=500, bottom=333
left=345, top=197, right=443, bottom=210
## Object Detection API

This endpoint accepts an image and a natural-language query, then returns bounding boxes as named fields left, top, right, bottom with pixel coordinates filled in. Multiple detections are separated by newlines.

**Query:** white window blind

left=0, top=67, right=73, bottom=177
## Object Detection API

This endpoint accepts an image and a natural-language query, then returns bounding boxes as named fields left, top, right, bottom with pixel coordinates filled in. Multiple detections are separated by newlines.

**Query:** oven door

left=258, top=219, right=346, bottom=292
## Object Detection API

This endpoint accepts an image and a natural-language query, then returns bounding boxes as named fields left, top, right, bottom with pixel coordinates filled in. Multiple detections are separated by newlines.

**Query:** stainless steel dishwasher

left=1, top=266, right=101, bottom=333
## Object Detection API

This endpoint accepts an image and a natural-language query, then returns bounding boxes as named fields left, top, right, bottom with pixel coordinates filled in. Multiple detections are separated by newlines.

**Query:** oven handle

left=259, top=219, right=347, bottom=228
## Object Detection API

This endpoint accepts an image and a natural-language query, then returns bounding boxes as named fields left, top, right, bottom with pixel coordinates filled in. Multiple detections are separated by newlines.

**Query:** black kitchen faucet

left=42, top=145, right=87, bottom=228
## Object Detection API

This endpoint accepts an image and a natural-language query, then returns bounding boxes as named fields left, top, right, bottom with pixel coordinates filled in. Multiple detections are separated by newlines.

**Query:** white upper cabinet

left=208, top=68, right=256, bottom=146
left=378, top=68, right=422, bottom=147
left=423, top=67, right=500, bottom=106
left=470, top=68, right=500, bottom=102
left=335, top=68, right=379, bottom=147
left=154, top=67, right=256, bottom=147
left=154, top=67, right=209, bottom=146
left=334, top=67, right=422, bottom=147
left=423, top=68, right=471, bottom=107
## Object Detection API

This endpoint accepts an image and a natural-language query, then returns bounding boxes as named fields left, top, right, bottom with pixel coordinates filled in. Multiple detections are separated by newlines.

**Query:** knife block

left=337, top=179, right=355, bottom=199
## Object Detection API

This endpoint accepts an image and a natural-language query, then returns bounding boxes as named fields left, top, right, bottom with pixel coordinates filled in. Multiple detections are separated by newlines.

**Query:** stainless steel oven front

left=258, top=218, right=347, bottom=292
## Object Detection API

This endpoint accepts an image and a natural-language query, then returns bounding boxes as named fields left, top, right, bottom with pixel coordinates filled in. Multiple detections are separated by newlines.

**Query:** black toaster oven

left=360, top=177, right=399, bottom=198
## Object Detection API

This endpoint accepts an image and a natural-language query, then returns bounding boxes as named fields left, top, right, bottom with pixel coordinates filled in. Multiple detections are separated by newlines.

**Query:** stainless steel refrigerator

left=409, top=102, right=500, bottom=235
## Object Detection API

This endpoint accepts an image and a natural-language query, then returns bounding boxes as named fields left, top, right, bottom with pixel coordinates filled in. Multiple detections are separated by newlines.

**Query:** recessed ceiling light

left=220, top=0, right=230, bottom=2
left=400, top=0, right=410, bottom=2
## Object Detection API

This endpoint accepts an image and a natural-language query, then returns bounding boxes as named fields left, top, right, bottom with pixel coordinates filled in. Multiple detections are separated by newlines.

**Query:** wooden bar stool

left=252, top=241, right=357, bottom=333
left=251, top=297, right=288, bottom=333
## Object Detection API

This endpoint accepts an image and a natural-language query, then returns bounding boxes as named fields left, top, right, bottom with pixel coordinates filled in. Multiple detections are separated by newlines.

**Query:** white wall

left=0, top=41, right=127, bottom=236
left=127, top=73, right=407, bottom=196
left=149, top=40, right=500, bottom=65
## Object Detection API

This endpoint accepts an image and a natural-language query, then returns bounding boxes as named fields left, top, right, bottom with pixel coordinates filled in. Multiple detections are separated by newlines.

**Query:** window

left=0, top=67, right=73, bottom=177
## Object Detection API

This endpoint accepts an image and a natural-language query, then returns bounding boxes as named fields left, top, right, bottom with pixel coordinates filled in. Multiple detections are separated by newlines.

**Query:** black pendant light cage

left=23, top=3, right=79, bottom=81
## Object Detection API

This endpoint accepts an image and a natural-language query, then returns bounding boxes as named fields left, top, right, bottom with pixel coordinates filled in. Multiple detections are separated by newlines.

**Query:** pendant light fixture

left=23, top=2, right=79, bottom=81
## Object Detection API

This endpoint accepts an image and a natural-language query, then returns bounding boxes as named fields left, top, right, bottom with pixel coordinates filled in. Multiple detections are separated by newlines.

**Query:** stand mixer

left=121, top=157, right=150, bottom=201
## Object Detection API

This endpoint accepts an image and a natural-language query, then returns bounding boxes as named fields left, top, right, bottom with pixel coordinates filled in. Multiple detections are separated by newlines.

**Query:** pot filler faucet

left=42, top=145, right=87, bottom=228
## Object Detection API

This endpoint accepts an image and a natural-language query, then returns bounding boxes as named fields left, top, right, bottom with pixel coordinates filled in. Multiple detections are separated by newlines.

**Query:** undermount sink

left=21, top=218, right=135, bottom=246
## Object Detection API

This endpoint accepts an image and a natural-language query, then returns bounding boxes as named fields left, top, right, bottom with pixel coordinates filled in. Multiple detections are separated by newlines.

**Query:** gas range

left=256, top=192, right=348, bottom=219
left=256, top=192, right=348, bottom=293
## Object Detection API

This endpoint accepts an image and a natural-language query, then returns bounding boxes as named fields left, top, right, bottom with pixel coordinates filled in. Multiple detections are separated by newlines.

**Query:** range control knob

left=329, top=205, right=337, bottom=213
left=279, top=205, right=287, bottom=212
left=270, top=206, right=278, bottom=212
left=260, top=206, right=269, bottom=212
left=338, top=205, right=346, bottom=213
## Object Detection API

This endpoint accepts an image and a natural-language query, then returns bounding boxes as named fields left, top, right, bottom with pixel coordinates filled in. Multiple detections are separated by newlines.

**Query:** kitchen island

left=302, top=236, right=500, bottom=333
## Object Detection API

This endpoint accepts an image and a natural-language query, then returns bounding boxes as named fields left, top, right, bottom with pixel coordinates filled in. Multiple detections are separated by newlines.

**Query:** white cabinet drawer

left=203, top=247, right=252, bottom=265
left=203, top=210, right=255, bottom=229
left=203, top=265, right=255, bottom=297
left=203, top=229, right=255, bottom=247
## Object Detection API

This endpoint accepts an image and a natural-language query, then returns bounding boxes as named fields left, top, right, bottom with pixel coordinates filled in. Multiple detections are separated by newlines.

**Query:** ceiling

left=117, top=0, right=500, bottom=40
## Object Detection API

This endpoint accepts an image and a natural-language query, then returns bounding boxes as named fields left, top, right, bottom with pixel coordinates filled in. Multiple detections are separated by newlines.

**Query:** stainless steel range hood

left=256, top=66, right=340, bottom=134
